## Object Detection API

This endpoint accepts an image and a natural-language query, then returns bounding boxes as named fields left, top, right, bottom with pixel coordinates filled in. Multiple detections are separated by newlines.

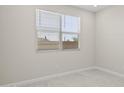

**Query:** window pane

left=62, top=34, right=79, bottom=49
left=36, top=10, right=80, bottom=51
left=38, top=11, right=60, bottom=31
left=37, top=31, right=59, bottom=50
left=62, top=15, right=79, bottom=33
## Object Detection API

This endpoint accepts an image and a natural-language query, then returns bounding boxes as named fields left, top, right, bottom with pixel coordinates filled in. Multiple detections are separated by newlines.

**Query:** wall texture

left=0, top=5, right=96, bottom=85
left=96, top=6, right=124, bottom=74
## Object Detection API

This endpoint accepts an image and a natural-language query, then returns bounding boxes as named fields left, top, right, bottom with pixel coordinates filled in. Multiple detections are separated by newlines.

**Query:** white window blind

left=37, top=10, right=61, bottom=31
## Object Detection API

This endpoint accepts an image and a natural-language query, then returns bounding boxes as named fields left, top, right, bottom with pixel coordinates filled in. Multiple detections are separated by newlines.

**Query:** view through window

left=36, top=9, right=80, bottom=50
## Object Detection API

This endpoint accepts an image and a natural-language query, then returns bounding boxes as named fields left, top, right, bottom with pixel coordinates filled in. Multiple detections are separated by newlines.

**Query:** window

left=36, top=9, right=80, bottom=51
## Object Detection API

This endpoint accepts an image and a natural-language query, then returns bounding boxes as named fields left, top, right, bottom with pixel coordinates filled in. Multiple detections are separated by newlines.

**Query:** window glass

left=62, top=15, right=79, bottom=33
left=37, top=32, right=59, bottom=50
left=62, top=34, right=79, bottom=49
left=36, top=9, right=80, bottom=50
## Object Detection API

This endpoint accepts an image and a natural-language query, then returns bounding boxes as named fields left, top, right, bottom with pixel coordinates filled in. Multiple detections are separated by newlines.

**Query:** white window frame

left=36, top=9, right=80, bottom=51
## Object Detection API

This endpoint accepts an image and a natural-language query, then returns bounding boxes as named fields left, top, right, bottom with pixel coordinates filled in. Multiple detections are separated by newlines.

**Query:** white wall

left=0, top=5, right=96, bottom=85
left=96, top=6, right=124, bottom=74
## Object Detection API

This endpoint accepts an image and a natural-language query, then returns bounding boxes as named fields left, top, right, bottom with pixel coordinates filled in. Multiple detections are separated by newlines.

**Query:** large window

left=36, top=9, right=80, bottom=50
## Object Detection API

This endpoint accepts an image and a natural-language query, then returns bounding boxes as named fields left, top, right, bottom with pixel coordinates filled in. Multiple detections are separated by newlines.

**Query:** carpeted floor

left=18, top=69, right=124, bottom=87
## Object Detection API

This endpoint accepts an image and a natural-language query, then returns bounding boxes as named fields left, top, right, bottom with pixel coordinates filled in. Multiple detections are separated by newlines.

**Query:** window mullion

left=61, top=32, right=79, bottom=34
left=37, top=30, right=59, bottom=33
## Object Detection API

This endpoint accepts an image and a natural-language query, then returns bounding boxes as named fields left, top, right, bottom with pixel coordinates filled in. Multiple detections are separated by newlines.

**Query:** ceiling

left=74, top=5, right=110, bottom=12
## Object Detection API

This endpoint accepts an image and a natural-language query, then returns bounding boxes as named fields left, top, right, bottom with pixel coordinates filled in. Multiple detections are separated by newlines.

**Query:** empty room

left=1, top=5, right=124, bottom=87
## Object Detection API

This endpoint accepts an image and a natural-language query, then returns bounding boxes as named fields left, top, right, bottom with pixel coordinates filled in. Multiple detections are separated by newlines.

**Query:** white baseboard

left=94, top=66, right=124, bottom=78
left=2, top=66, right=95, bottom=87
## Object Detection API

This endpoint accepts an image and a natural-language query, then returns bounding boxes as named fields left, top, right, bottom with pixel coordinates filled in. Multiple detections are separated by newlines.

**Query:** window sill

left=36, top=48, right=80, bottom=53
